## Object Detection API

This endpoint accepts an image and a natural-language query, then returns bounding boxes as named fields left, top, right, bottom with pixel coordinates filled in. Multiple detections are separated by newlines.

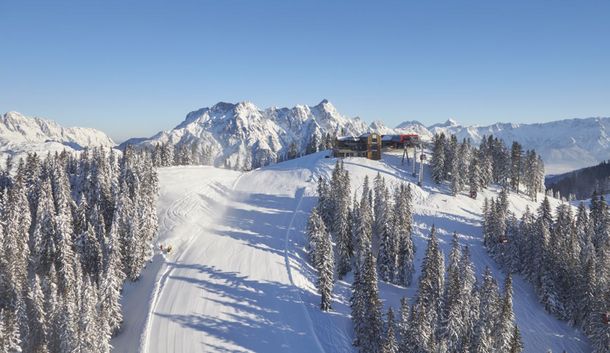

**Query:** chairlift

left=499, top=236, right=509, bottom=244
left=603, top=312, right=610, bottom=325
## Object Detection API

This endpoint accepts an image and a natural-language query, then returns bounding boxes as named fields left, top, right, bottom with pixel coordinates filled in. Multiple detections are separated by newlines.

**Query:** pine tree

left=330, top=161, right=352, bottom=279
left=473, top=267, right=499, bottom=353
left=395, top=184, right=415, bottom=286
left=361, top=252, right=384, bottom=353
left=510, top=142, right=523, bottom=193
left=398, top=297, right=413, bottom=353
left=432, top=134, right=446, bottom=184
left=459, top=245, right=479, bottom=352
left=468, top=154, right=481, bottom=199
left=317, top=216, right=334, bottom=312
left=307, top=208, right=325, bottom=268
left=507, top=325, right=523, bottom=353
left=440, top=234, right=465, bottom=353
left=375, top=174, right=395, bottom=282
left=495, top=275, right=516, bottom=352
left=411, top=226, right=445, bottom=353
left=25, top=275, right=48, bottom=353
left=316, top=177, right=332, bottom=228
left=354, top=176, right=373, bottom=271
left=381, top=308, right=398, bottom=353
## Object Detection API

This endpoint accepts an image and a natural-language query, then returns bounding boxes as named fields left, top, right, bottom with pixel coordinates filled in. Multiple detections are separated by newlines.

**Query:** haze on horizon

left=1, top=0, right=609, bottom=142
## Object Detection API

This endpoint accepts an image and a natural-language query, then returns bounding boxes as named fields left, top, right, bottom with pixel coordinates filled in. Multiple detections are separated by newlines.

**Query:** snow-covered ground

left=113, top=151, right=590, bottom=353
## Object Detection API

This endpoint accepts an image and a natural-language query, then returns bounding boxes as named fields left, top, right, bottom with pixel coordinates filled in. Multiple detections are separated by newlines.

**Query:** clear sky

left=1, top=0, right=609, bottom=142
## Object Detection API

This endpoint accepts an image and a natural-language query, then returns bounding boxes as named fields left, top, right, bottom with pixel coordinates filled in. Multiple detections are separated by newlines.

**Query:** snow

left=0, top=111, right=115, bottom=162
left=421, top=117, right=610, bottom=174
left=133, top=100, right=368, bottom=168
left=113, top=151, right=590, bottom=353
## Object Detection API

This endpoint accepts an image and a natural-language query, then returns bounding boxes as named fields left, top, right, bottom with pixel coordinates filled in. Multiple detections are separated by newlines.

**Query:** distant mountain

left=0, top=111, right=115, bottom=161
left=2, top=106, right=608, bottom=176
left=394, top=117, right=610, bottom=174
left=131, top=100, right=368, bottom=169
left=545, top=160, right=610, bottom=200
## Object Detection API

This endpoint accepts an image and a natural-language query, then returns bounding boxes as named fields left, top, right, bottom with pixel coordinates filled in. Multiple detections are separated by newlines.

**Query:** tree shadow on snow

left=155, top=263, right=327, bottom=352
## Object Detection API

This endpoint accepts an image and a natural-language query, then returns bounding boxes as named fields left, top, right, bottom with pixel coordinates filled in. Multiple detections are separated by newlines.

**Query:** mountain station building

left=333, top=133, right=420, bottom=160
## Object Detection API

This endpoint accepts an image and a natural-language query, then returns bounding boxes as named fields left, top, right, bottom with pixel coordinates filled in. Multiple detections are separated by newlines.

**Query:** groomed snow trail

left=115, top=152, right=591, bottom=353
left=141, top=155, right=343, bottom=353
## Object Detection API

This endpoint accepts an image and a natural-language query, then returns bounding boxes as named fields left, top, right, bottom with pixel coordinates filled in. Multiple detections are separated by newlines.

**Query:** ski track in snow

left=113, top=152, right=591, bottom=353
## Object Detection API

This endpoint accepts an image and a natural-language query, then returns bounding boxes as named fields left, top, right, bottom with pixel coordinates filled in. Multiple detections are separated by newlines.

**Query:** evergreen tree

left=411, top=226, right=445, bottom=353
left=25, top=275, right=48, bottom=353
left=354, top=176, right=373, bottom=271
left=473, top=267, right=499, bottom=353
left=495, top=275, right=516, bottom=352
left=306, top=208, right=325, bottom=269
left=510, top=142, right=523, bottom=193
left=375, top=174, right=394, bottom=282
left=432, top=134, right=446, bottom=184
left=381, top=308, right=398, bottom=353
left=468, top=154, right=481, bottom=199
left=507, top=326, right=523, bottom=353
left=317, top=215, right=334, bottom=312
left=395, top=184, right=415, bottom=286
left=440, top=234, right=465, bottom=353
left=331, top=161, right=352, bottom=279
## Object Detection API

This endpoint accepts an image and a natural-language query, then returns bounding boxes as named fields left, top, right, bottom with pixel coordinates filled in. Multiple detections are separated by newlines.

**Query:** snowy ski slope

left=113, top=151, right=590, bottom=353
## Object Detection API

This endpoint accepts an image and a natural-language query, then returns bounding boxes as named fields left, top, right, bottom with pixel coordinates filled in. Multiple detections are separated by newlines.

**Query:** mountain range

left=0, top=111, right=115, bottom=163
left=2, top=101, right=609, bottom=174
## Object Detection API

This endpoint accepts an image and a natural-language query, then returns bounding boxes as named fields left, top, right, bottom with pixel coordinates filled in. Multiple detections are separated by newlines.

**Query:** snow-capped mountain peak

left=0, top=111, right=116, bottom=162
left=429, top=118, right=460, bottom=129
left=134, top=100, right=368, bottom=169
left=397, top=115, right=610, bottom=174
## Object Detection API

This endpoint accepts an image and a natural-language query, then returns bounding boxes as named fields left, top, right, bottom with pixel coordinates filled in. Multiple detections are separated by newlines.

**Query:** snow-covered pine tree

left=24, top=275, right=48, bottom=353
left=395, top=184, right=415, bottom=287
left=99, top=228, right=124, bottom=336
left=307, top=208, right=325, bottom=268
left=2, top=171, right=31, bottom=298
left=354, top=176, right=373, bottom=271
left=445, top=135, right=458, bottom=182
left=494, top=275, right=517, bottom=352
left=473, top=267, right=500, bottom=353
left=411, top=225, right=445, bottom=353
left=432, top=133, right=446, bottom=184
left=510, top=142, right=523, bottom=193
left=397, top=297, right=413, bottom=353
left=381, top=308, right=398, bottom=353
left=440, top=234, right=465, bottom=353
left=468, top=153, right=481, bottom=199
left=523, top=150, right=540, bottom=201
left=478, top=137, right=493, bottom=188
left=375, top=174, right=395, bottom=282
left=587, top=287, right=610, bottom=353
left=360, top=251, right=384, bottom=353
left=508, top=326, right=524, bottom=353
left=333, top=162, right=352, bottom=279
left=459, top=245, right=479, bottom=352
left=316, top=212, right=334, bottom=312
left=317, top=177, right=332, bottom=228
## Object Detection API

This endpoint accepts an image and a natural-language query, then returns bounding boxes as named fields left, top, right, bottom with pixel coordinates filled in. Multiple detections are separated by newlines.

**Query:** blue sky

left=1, top=0, right=609, bottom=142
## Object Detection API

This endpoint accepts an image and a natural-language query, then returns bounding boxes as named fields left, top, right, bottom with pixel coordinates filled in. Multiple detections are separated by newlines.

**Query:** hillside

left=546, top=160, right=610, bottom=200
left=0, top=111, right=115, bottom=160
left=413, top=117, right=610, bottom=174
left=113, top=151, right=589, bottom=353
